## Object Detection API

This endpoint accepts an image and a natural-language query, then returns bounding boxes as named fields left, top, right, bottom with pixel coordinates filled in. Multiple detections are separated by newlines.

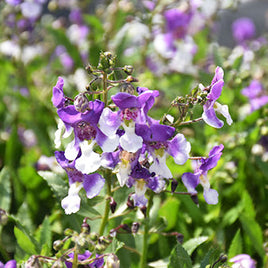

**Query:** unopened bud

left=98, top=51, right=116, bottom=71
left=140, top=206, right=147, bottom=218
left=74, top=93, right=89, bottom=113
left=126, top=76, right=138, bottom=83
left=64, top=228, right=74, bottom=236
left=81, top=221, right=90, bottom=234
left=123, top=65, right=134, bottom=75
left=176, top=233, right=184, bottom=244
left=109, top=198, right=117, bottom=213
left=104, top=254, right=120, bottom=268
left=171, top=179, right=178, bottom=193
left=85, top=64, right=94, bottom=74
left=26, top=256, right=42, bottom=268
left=0, top=209, right=8, bottom=225
left=190, top=193, right=199, bottom=206
left=53, top=240, right=63, bottom=251
left=99, top=236, right=111, bottom=245
left=127, top=195, right=134, bottom=209
left=89, top=232, right=99, bottom=241
left=131, top=222, right=140, bottom=234
left=51, top=260, right=64, bottom=268
left=95, top=243, right=106, bottom=254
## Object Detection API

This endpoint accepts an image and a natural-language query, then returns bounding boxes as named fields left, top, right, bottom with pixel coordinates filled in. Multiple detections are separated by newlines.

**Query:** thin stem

left=99, top=174, right=112, bottom=236
left=103, top=72, right=108, bottom=107
left=139, top=192, right=154, bottom=268
left=165, top=190, right=192, bottom=195
left=178, top=117, right=203, bottom=126
left=72, top=246, right=78, bottom=268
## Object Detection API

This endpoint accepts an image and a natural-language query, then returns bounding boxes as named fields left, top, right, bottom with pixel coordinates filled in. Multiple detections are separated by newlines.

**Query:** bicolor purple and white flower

left=202, top=67, right=233, bottom=128
left=181, top=144, right=224, bottom=204
left=55, top=151, right=105, bottom=214
left=136, top=122, right=191, bottom=179
left=127, top=163, right=165, bottom=207
left=52, top=77, right=119, bottom=174
left=99, top=88, right=159, bottom=153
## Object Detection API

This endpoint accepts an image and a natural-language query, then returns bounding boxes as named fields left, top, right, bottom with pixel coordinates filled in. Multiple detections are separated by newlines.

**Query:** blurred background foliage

left=0, top=0, right=267, bottom=267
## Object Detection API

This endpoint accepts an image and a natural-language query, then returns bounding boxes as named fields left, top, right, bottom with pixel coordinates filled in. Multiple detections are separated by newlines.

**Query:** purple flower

left=99, top=89, right=159, bottom=153
left=136, top=122, right=191, bottom=179
left=5, top=0, right=21, bottom=6
left=242, top=80, right=268, bottom=112
left=52, top=77, right=118, bottom=171
left=0, top=260, right=17, bottom=268
left=164, top=9, right=192, bottom=40
left=127, top=163, right=165, bottom=207
left=20, top=2, right=42, bottom=20
left=182, top=144, right=224, bottom=204
left=65, top=250, right=104, bottom=268
left=202, top=67, right=233, bottom=128
left=230, top=254, right=256, bottom=268
left=232, top=17, right=256, bottom=45
left=55, top=151, right=105, bottom=214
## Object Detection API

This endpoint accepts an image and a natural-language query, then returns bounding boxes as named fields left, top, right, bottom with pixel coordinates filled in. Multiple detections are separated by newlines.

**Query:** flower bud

left=64, top=228, right=74, bottom=236
left=127, top=195, right=134, bottom=209
left=51, top=260, right=65, bottom=268
left=104, top=254, right=120, bottom=268
left=53, top=240, right=64, bottom=251
left=171, top=179, right=178, bottom=193
left=26, top=256, right=42, bottom=268
left=95, top=243, right=106, bottom=254
left=81, top=221, right=90, bottom=234
left=0, top=209, right=8, bottom=225
left=99, top=236, right=111, bottom=245
left=98, top=51, right=116, bottom=72
left=85, top=64, right=94, bottom=74
left=109, top=197, right=117, bottom=214
left=190, top=193, right=199, bottom=206
left=176, top=233, right=184, bottom=244
left=89, top=232, right=99, bottom=241
left=74, top=93, right=89, bottom=113
left=123, top=65, right=134, bottom=75
left=131, top=222, right=140, bottom=234
left=140, top=206, right=147, bottom=218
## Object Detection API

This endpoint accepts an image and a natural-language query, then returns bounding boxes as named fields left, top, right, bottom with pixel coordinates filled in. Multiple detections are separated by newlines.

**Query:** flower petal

left=203, top=188, right=218, bottom=205
left=75, top=141, right=101, bottom=174
left=202, top=108, right=224, bottom=128
left=181, top=172, right=199, bottom=193
left=83, top=173, right=105, bottom=198
left=167, top=133, right=191, bottom=165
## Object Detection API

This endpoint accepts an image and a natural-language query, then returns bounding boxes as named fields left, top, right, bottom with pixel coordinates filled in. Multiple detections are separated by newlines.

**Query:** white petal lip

left=99, top=107, right=121, bottom=136
left=120, top=122, right=143, bottom=153
left=101, top=134, right=119, bottom=153
left=65, top=138, right=79, bottom=161
left=75, top=141, right=101, bottom=174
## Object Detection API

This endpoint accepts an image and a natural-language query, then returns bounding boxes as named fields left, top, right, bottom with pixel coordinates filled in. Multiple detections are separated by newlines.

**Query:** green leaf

left=183, top=236, right=209, bottom=256
left=168, top=243, right=192, bottom=268
left=39, top=217, right=52, bottom=252
left=158, top=198, right=180, bottom=231
left=228, top=229, right=242, bottom=258
left=14, top=226, right=38, bottom=255
left=0, top=167, right=11, bottom=212
left=38, top=171, right=68, bottom=200
left=200, top=247, right=221, bottom=268
left=111, top=237, right=125, bottom=254
left=240, top=213, right=265, bottom=256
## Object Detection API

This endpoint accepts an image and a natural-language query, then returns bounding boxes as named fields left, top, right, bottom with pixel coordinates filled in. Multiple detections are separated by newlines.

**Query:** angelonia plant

left=38, top=51, right=232, bottom=267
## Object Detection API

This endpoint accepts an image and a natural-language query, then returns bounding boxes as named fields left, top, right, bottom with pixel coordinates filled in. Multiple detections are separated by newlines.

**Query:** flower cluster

left=52, top=77, right=192, bottom=213
left=52, top=62, right=232, bottom=214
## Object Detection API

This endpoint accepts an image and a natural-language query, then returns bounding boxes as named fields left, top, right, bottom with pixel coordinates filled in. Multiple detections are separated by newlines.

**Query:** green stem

left=103, top=72, right=108, bottom=107
left=139, top=192, right=154, bottom=268
left=72, top=246, right=78, bottom=268
left=99, top=175, right=112, bottom=236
